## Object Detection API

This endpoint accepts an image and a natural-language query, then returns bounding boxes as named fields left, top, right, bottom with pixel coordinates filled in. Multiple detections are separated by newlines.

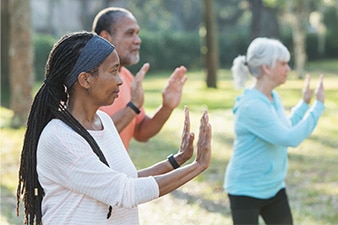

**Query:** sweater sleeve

left=289, top=100, right=310, bottom=126
left=37, top=121, right=159, bottom=209
left=237, top=100, right=325, bottom=147
left=67, top=152, right=159, bottom=208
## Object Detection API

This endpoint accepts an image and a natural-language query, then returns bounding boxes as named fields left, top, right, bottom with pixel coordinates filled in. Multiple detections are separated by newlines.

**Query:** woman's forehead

left=99, top=50, right=120, bottom=70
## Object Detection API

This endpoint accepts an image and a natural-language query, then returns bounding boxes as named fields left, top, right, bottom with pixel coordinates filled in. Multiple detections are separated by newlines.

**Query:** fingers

left=315, top=74, right=325, bottom=103
left=315, top=74, right=324, bottom=91
left=182, top=105, right=191, bottom=139
left=317, top=74, right=324, bottom=88
left=135, top=63, right=150, bottom=82
left=195, top=109, right=212, bottom=169
left=303, top=74, right=310, bottom=90
left=130, top=64, right=149, bottom=107
left=162, top=66, right=187, bottom=109
left=302, top=74, right=313, bottom=104
left=178, top=105, right=194, bottom=163
left=199, top=110, right=212, bottom=142
left=170, top=66, right=188, bottom=85
left=197, top=109, right=212, bottom=150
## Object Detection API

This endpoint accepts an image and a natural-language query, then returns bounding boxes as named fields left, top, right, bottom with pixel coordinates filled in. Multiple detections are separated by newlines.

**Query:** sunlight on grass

left=134, top=64, right=338, bottom=225
left=0, top=107, right=13, bottom=128
left=1, top=60, right=337, bottom=225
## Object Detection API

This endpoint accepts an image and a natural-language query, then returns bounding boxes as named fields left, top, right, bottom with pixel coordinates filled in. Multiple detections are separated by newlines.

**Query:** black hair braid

left=16, top=31, right=112, bottom=224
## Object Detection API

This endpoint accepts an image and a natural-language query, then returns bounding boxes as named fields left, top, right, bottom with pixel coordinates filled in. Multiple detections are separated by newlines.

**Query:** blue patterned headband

left=64, top=35, right=115, bottom=89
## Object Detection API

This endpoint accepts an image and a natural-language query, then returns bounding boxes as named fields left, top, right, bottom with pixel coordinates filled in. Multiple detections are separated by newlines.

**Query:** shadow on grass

left=308, top=135, right=338, bottom=149
left=170, top=156, right=232, bottom=217
left=171, top=188, right=230, bottom=215
left=287, top=151, right=338, bottom=223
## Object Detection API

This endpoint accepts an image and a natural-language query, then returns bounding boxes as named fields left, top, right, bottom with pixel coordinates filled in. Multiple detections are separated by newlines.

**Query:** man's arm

left=111, top=64, right=149, bottom=132
left=133, top=66, right=187, bottom=142
left=111, top=104, right=141, bottom=132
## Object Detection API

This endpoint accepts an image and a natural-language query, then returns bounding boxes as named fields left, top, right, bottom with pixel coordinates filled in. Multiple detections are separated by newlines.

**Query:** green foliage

left=128, top=29, right=337, bottom=75
left=128, top=31, right=202, bottom=74
left=218, top=29, right=250, bottom=67
left=33, top=34, right=56, bottom=81
left=323, top=6, right=338, bottom=58
left=27, top=1, right=338, bottom=81
left=31, top=5, right=338, bottom=80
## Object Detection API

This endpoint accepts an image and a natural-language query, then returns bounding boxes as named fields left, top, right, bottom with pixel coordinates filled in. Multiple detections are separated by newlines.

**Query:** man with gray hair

left=92, top=8, right=187, bottom=156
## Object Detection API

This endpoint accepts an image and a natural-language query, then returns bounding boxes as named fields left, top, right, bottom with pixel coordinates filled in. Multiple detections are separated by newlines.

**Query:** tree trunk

left=203, top=0, right=218, bottom=88
left=1, top=0, right=10, bottom=107
left=250, top=0, right=263, bottom=40
left=250, top=0, right=280, bottom=40
left=9, top=0, right=34, bottom=128
left=285, top=0, right=310, bottom=79
left=80, top=0, right=93, bottom=31
left=292, top=21, right=307, bottom=79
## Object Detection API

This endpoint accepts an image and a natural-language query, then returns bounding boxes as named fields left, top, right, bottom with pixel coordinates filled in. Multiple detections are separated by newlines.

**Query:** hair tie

left=244, top=55, right=248, bottom=66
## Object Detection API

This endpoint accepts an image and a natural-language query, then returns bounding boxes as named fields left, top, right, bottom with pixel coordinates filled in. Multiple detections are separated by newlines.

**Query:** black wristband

left=127, top=101, right=140, bottom=114
left=167, top=154, right=180, bottom=169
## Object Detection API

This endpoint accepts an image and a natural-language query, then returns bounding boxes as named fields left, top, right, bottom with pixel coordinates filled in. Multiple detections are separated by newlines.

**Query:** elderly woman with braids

left=16, top=31, right=212, bottom=225
left=223, top=37, right=325, bottom=225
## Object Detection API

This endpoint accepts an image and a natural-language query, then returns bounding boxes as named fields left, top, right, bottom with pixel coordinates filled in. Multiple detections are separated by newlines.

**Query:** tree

left=250, top=0, right=280, bottom=40
left=80, top=0, right=94, bottom=31
left=284, top=0, right=311, bottom=79
left=202, top=0, right=218, bottom=88
left=1, top=0, right=10, bottom=107
left=9, top=0, right=34, bottom=128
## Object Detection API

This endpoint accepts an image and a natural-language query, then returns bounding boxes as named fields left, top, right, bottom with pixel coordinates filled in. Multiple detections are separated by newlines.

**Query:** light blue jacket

left=224, top=88, right=325, bottom=198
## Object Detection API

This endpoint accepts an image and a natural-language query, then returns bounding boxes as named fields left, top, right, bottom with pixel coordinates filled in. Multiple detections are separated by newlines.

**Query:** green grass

left=1, top=60, right=338, bottom=225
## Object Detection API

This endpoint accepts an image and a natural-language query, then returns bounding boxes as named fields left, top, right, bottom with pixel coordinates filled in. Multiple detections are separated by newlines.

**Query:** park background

left=1, top=0, right=338, bottom=224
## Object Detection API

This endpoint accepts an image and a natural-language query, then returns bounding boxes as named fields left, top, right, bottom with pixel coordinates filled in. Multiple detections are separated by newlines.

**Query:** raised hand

left=162, top=66, right=187, bottom=109
left=176, top=106, right=195, bottom=164
left=302, top=74, right=313, bottom=104
left=152, top=108, right=212, bottom=197
left=195, top=109, right=212, bottom=170
left=130, top=63, right=150, bottom=108
left=315, top=74, right=325, bottom=103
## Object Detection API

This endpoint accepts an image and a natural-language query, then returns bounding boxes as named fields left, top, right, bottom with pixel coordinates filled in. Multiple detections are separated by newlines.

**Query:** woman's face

left=89, top=50, right=123, bottom=107
left=272, top=60, right=290, bottom=85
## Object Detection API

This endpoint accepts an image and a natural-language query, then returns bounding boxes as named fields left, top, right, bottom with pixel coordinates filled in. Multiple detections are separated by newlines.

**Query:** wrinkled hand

left=130, top=63, right=150, bottom=108
left=315, top=74, right=325, bottom=103
left=195, top=109, right=212, bottom=170
left=177, top=106, right=195, bottom=164
left=162, top=66, right=187, bottom=109
left=302, top=74, right=313, bottom=104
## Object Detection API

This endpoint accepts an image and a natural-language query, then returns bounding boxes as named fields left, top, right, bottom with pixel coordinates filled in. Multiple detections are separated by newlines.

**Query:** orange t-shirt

left=99, top=67, right=145, bottom=150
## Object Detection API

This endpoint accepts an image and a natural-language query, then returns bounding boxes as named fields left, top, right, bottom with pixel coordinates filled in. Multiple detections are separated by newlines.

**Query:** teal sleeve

left=289, top=100, right=310, bottom=126
left=237, top=100, right=325, bottom=147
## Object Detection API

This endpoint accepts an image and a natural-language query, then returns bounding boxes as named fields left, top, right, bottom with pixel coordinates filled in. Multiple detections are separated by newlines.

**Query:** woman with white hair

left=224, top=37, right=325, bottom=225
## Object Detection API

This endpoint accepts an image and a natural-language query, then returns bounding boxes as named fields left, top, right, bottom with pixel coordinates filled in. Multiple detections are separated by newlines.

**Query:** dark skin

left=68, top=49, right=212, bottom=196
left=98, top=11, right=188, bottom=151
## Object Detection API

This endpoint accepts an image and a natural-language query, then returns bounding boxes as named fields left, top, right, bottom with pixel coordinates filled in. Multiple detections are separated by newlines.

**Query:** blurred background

left=1, top=0, right=338, bottom=127
left=1, top=1, right=338, bottom=225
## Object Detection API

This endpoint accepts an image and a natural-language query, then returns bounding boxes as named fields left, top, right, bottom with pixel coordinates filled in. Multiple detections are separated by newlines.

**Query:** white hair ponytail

left=231, top=55, right=251, bottom=89
left=231, top=37, right=290, bottom=89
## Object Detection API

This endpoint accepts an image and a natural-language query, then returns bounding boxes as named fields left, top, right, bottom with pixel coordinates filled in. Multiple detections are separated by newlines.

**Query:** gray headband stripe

left=65, top=35, right=115, bottom=89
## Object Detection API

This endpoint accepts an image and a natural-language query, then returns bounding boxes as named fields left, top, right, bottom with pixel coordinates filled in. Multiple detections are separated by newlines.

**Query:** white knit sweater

left=37, top=110, right=159, bottom=225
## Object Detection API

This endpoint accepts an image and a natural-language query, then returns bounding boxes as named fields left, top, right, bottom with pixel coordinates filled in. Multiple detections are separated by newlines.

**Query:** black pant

left=228, top=188, right=293, bottom=225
